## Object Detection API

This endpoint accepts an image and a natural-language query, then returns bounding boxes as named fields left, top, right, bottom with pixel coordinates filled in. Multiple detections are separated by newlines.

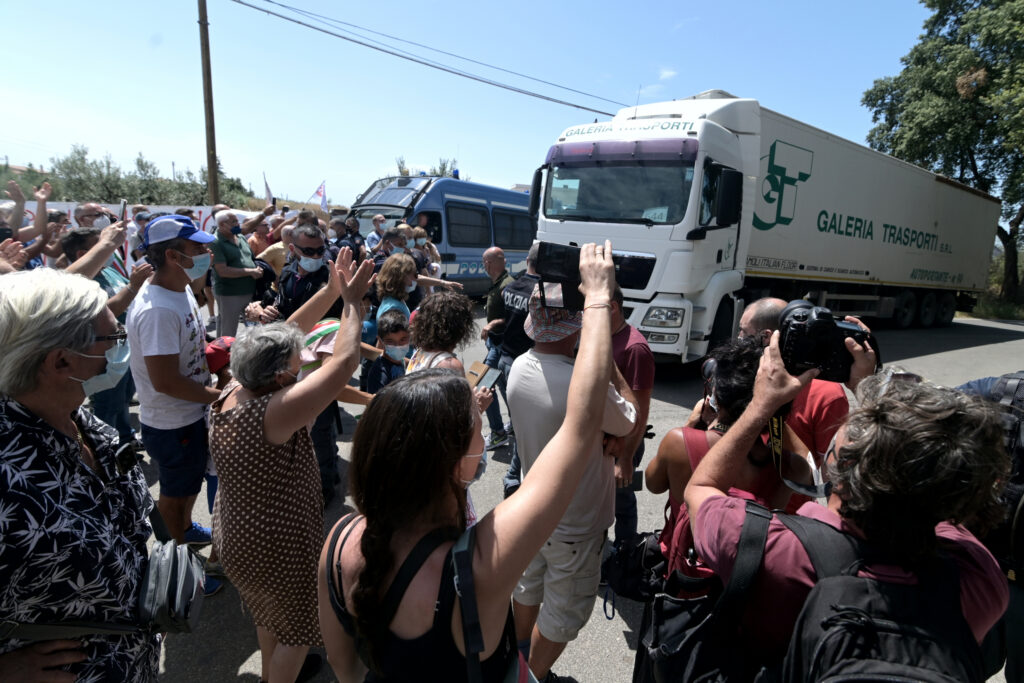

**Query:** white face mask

left=405, top=282, right=418, bottom=293
left=327, top=229, right=337, bottom=240
left=92, top=215, right=111, bottom=229
left=461, top=450, right=487, bottom=487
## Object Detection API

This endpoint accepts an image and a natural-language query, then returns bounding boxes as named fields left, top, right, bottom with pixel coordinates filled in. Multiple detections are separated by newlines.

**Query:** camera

left=534, top=241, right=656, bottom=310
left=778, top=300, right=881, bottom=383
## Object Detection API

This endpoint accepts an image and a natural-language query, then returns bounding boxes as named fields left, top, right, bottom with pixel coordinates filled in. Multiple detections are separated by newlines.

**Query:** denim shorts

left=140, top=417, right=209, bottom=497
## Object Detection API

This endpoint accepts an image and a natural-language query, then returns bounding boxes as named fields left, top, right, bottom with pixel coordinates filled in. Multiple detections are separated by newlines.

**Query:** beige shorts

left=515, top=532, right=606, bottom=643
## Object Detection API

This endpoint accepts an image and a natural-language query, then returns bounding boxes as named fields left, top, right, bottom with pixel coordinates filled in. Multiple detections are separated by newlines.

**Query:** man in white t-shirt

left=508, top=285, right=637, bottom=682
left=127, top=215, right=220, bottom=551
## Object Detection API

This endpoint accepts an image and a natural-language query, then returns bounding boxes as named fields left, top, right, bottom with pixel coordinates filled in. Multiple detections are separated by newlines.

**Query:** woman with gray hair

left=0, top=268, right=159, bottom=681
left=209, top=249, right=375, bottom=683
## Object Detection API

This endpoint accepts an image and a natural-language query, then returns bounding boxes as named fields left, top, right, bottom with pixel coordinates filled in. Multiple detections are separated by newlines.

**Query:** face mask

left=70, top=341, right=131, bottom=395
left=461, top=450, right=487, bottom=487
left=92, top=215, right=111, bottom=229
left=176, top=251, right=212, bottom=280
left=415, top=238, right=427, bottom=247
left=299, top=256, right=323, bottom=272
left=278, top=369, right=298, bottom=386
left=405, top=282, right=418, bottom=293
left=230, top=225, right=242, bottom=235
left=327, top=229, right=337, bottom=240
left=384, top=344, right=409, bottom=362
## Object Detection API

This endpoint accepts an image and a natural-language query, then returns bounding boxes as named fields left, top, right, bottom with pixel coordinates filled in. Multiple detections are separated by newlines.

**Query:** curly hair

left=375, top=253, right=417, bottom=301
left=349, top=369, right=473, bottom=673
left=410, top=290, right=476, bottom=352
left=828, top=373, right=1010, bottom=563
left=708, top=336, right=762, bottom=424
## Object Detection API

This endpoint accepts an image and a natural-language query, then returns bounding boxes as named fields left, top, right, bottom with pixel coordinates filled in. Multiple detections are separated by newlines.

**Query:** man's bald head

left=738, top=297, right=787, bottom=346
left=482, top=247, right=506, bottom=282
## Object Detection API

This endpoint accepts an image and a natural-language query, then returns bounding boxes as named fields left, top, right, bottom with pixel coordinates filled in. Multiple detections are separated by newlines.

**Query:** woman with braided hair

left=317, top=242, right=620, bottom=682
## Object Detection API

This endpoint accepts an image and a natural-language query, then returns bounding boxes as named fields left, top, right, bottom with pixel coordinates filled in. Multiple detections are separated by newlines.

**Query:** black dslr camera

left=778, top=300, right=881, bottom=383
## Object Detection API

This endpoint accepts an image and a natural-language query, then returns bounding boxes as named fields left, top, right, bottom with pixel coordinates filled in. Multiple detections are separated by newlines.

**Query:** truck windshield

left=544, top=162, right=695, bottom=225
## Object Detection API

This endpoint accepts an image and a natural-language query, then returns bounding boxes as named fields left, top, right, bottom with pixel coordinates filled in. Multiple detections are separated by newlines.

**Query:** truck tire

left=936, top=292, right=957, bottom=327
left=708, top=299, right=734, bottom=355
left=893, top=290, right=916, bottom=329
left=917, top=291, right=938, bottom=328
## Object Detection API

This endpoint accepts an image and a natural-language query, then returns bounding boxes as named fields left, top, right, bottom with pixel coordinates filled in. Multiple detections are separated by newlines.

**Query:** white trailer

left=531, top=90, right=1000, bottom=362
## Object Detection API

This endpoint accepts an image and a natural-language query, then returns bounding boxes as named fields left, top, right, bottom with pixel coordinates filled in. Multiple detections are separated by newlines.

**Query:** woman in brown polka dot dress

left=209, top=253, right=374, bottom=683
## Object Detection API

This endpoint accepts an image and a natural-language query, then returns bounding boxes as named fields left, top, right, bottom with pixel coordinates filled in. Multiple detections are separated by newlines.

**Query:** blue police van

left=349, top=176, right=533, bottom=296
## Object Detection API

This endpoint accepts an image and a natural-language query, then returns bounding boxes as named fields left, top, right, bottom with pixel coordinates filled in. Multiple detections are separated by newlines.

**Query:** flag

left=315, top=181, right=328, bottom=212
left=263, top=173, right=273, bottom=205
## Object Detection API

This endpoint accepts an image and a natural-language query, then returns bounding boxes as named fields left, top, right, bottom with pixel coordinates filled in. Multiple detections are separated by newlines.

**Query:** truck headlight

left=642, top=332, right=679, bottom=344
left=642, top=307, right=684, bottom=328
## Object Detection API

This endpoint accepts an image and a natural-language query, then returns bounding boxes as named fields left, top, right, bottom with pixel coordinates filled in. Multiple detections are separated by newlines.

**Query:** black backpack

left=983, top=371, right=1024, bottom=578
left=776, top=514, right=985, bottom=683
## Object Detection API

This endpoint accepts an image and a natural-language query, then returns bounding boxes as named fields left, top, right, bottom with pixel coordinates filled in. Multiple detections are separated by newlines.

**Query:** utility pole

left=197, top=0, right=219, bottom=204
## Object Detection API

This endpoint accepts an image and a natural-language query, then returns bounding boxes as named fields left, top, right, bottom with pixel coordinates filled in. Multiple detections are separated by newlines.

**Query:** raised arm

left=472, top=241, right=616, bottom=625
left=264, top=251, right=375, bottom=444
left=685, top=332, right=815, bottom=522
left=4, top=181, right=26, bottom=236
left=65, top=222, right=126, bottom=278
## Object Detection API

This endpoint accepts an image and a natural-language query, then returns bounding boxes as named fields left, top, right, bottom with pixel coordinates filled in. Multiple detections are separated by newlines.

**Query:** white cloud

left=659, top=68, right=677, bottom=81
left=639, top=83, right=665, bottom=97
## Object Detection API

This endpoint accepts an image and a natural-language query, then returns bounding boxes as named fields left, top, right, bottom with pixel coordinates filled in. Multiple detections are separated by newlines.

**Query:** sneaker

left=203, top=575, right=224, bottom=597
left=543, top=671, right=566, bottom=683
left=184, top=521, right=213, bottom=547
left=205, top=315, right=218, bottom=332
left=504, top=421, right=515, bottom=436
left=485, top=431, right=509, bottom=450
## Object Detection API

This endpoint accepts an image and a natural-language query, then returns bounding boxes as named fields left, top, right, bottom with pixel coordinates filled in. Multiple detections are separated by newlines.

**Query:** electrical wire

left=256, top=0, right=630, bottom=109
left=228, top=0, right=617, bottom=117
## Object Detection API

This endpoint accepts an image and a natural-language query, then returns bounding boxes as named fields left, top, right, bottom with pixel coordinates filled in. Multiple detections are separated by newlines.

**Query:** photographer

left=684, top=331, right=1009, bottom=675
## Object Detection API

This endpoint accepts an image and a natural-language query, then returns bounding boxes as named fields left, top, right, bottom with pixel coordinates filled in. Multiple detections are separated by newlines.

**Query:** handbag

left=601, top=531, right=667, bottom=603
left=632, top=501, right=772, bottom=683
left=452, top=525, right=539, bottom=683
left=0, top=506, right=206, bottom=640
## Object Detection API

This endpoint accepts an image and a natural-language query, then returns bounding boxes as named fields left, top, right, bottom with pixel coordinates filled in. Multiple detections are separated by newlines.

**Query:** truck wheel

left=708, top=299, right=734, bottom=354
left=916, top=292, right=937, bottom=328
left=892, top=290, right=916, bottom=329
left=936, top=292, right=957, bottom=327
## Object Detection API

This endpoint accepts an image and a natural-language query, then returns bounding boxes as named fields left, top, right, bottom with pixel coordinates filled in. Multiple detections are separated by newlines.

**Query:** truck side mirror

left=529, top=167, right=543, bottom=220
left=715, top=168, right=743, bottom=226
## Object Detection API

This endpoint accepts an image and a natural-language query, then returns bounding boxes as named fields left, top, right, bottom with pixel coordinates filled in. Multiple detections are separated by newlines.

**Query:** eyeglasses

left=295, top=244, right=326, bottom=257
left=93, top=323, right=128, bottom=347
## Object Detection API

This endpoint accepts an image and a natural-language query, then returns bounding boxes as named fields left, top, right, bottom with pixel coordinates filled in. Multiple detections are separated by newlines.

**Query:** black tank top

left=326, top=515, right=518, bottom=682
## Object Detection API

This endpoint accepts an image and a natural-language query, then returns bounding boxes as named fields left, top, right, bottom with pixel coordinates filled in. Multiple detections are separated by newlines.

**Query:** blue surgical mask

left=415, top=238, right=427, bottom=247
left=230, top=225, right=242, bottom=235
left=177, top=251, right=211, bottom=280
left=70, top=341, right=131, bottom=395
left=299, top=256, right=323, bottom=272
left=461, top=450, right=487, bottom=487
left=384, top=344, right=408, bottom=362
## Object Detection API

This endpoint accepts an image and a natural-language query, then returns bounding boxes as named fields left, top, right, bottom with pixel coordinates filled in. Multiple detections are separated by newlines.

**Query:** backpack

left=776, top=513, right=985, bottom=683
left=984, top=371, right=1024, bottom=577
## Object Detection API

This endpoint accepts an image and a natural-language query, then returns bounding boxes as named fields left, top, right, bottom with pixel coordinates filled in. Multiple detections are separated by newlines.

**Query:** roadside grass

left=959, top=292, right=1024, bottom=321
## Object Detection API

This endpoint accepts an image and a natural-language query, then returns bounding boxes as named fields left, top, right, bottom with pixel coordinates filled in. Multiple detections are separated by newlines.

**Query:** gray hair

left=229, top=322, right=304, bottom=391
left=0, top=269, right=107, bottom=395
left=214, top=209, right=236, bottom=226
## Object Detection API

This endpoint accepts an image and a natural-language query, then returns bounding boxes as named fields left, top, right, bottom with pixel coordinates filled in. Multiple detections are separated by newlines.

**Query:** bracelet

left=584, top=302, right=612, bottom=311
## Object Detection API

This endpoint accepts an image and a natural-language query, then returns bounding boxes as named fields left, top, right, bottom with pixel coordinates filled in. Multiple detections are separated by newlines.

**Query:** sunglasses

left=93, top=323, right=128, bottom=347
left=295, top=245, right=327, bottom=257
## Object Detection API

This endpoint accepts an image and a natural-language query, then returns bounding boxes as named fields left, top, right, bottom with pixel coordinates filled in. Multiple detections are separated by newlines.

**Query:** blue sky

left=3, top=0, right=931, bottom=207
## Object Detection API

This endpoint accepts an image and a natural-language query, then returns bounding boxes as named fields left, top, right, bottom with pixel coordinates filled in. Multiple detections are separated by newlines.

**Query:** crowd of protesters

left=0, top=181, right=1019, bottom=683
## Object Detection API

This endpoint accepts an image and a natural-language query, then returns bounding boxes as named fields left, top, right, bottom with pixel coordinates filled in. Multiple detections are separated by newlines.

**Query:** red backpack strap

left=682, top=426, right=712, bottom=469
left=664, top=428, right=713, bottom=575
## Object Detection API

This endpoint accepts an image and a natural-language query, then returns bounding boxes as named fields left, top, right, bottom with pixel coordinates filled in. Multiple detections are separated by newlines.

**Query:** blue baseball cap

left=142, top=214, right=215, bottom=249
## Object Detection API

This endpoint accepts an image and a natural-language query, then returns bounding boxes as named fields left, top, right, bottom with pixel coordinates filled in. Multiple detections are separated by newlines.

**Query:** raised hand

left=99, top=220, right=127, bottom=248
left=33, top=182, right=52, bottom=203
left=752, top=331, right=817, bottom=415
left=578, top=240, right=615, bottom=306
left=129, top=262, right=154, bottom=291
left=4, top=180, right=24, bottom=203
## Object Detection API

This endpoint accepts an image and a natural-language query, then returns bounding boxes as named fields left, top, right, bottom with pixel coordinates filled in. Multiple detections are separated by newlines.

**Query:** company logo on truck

left=752, top=140, right=813, bottom=231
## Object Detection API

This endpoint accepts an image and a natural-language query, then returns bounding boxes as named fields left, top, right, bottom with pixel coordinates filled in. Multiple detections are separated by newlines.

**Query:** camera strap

left=768, top=413, right=832, bottom=499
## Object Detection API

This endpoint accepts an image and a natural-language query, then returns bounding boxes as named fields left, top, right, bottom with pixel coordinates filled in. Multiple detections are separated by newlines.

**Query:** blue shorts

left=140, top=418, right=209, bottom=498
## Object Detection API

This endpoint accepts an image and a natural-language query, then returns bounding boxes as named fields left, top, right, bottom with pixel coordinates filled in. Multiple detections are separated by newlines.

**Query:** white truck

left=530, top=90, right=1001, bottom=362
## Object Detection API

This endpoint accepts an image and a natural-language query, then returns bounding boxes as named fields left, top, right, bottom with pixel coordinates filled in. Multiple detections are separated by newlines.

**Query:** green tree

left=862, top=0, right=1024, bottom=299
left=395, top=156, right=410, bottom=176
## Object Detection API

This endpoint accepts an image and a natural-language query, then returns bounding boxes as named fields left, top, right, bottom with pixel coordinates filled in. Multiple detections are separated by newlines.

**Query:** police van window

left=446, top=204, right=490, bottom=248
left=493, top=210, right=534, bottom=251
left=699, top=159, right=720, bottom=227
left=414, top=211, right=443, bottom=244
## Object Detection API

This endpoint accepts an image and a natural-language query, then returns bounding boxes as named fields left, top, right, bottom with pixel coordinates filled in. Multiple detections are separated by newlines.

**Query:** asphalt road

left=154, top=312, right=1024, bottom=682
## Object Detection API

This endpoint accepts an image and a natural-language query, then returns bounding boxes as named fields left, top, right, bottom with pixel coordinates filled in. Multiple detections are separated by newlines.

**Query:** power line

left=257, top=0, right=630, bottom=109
left=228, top=0, right=617, bottom=117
